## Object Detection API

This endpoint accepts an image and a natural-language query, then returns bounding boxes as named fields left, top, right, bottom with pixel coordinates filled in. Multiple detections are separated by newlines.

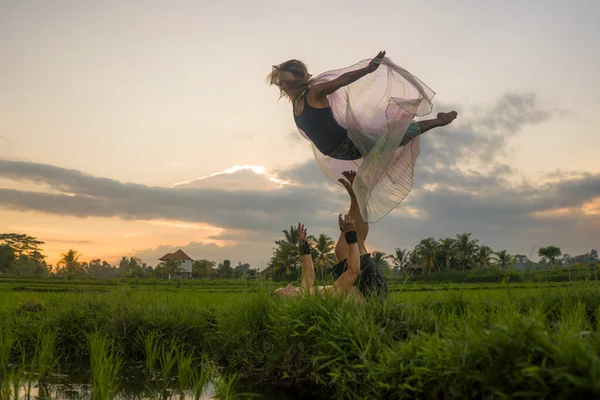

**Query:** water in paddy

left=5, top=364, right=315, bottom=400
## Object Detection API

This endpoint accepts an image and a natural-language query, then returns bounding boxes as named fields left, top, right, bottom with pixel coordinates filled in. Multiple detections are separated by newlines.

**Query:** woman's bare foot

left=338, top=170, right=357, bottom=198
left=416, top=112, right=458, bottom=134
left=437, top=111, right=458, bottom=126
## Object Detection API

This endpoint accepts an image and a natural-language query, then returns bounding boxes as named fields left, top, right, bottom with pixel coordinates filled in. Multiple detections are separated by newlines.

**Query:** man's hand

left=297, top=223, right=307, bottom=242
left=338, top=213, right=356, bottom=233
left=365, top=50, right=386, bottom=73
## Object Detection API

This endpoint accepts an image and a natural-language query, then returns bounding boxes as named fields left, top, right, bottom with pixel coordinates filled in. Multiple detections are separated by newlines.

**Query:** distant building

left=158, top=249, right=193, bottom=278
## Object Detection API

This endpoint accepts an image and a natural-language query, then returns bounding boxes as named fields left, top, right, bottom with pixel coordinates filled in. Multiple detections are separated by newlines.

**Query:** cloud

left=44, top=238, right=95, bottom=245
left=173, top=166, right=288, bottom=191
left=0, top=136, right=11, bottom=144
left=474, top=93, right=555, bottom=133
left=274, top=159, right=331, bottom=188
left=0, top=92, right=597, bottom=266
left=286, top=129, right=305, bottom=146
left=417, top=124, right=506, bottom=168
left=0, top=159, right=345, bottom=234
left=372, top=183, right=600, bottom=262
left=418, top=92, right=557, bottom=169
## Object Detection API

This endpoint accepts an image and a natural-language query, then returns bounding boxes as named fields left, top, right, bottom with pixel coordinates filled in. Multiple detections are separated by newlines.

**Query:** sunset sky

left=1, top=0, right=599, bottom=269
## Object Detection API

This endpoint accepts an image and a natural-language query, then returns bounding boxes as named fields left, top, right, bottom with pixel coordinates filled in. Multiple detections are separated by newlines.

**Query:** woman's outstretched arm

left=310, top=51, right=385, bottom=99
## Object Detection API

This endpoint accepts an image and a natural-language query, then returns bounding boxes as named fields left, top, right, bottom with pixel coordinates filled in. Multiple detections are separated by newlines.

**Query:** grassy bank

left=1, top=263, right=598, bottom=289
left=400, top=265, right=599, bottom=284
left=2, top=281, right=600, bottom=398
left=1, top=269, right=597, bottom=294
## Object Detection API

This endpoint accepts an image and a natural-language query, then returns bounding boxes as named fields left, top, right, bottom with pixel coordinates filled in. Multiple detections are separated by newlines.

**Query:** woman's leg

left=329, top=111, right=458, bottom=161
left=400, top=111, right=458, bottom=146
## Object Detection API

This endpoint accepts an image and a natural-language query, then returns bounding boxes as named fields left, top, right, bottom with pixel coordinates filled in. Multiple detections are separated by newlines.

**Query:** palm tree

left=495, top=250, right=513, bottom=270
left=277, top=225, right=299, bottom=248
left=437, top=238, right=456, bottom=271
left=313, top=234, right=337, bottom=280
left=156, top=259, right=186, bottom=279
left=476, top=245, right=494, bottom=268
left=409, top=249, right=419, bottom=266
left=270, top=241, right=301, bottom=281
left=263, top=225, right=305, bottom=281
left=371, top=251, right=390, bottom=276
left=454, top=233, right=479, bottom=270
left=192, top=259, right=216, bottom=278
left=118, top=256, right=143, bottom=278
left=387, top=248, right=411, bottom=272
left=57, top=249, right=82, bottom=276
left=415, top=238, right=439, bottom=273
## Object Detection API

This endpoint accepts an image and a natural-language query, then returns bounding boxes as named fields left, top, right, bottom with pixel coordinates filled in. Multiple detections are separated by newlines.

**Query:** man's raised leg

left=335, top=170, right=368, bottom=262
left=331, top=214, right=362, bottom=297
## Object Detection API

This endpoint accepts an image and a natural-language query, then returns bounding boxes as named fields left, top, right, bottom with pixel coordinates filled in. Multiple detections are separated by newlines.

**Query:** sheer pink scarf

left=296, top=57, right=435, bottom=222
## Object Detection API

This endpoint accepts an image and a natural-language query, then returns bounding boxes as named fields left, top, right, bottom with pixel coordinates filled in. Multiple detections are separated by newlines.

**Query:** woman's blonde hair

left=266, top=59, right=312, bottom=101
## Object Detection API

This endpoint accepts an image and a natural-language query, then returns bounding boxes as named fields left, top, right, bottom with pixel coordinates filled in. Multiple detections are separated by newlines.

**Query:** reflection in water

left=17, top=382, right=216, bottom=399
left=9, top=365, right=308, bottom=399
left=11, top=365, right=217, bottom=400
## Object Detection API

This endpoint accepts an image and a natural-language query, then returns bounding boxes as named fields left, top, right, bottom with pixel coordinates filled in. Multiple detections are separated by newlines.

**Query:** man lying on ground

left=273, top=171, right=388, bottom=302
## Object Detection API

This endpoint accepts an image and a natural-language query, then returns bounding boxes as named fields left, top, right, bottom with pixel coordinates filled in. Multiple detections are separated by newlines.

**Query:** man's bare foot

left=437, top=111, right=458, bottom=126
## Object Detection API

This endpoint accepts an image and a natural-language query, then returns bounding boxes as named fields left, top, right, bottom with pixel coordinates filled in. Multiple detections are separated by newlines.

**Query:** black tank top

left=293, top=93, right=348, bottom=155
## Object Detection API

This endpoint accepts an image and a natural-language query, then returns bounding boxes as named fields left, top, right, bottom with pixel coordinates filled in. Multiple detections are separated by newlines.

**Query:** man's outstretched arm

left=298, top=223, right=315, bottom=294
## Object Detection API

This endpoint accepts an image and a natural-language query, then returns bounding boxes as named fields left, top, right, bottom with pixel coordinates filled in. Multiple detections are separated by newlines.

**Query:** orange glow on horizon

left=532, top=197, right=600, bottom=218
left=582, top=198, right=600, bottom=216
left=1, top=211, right=235, bottom=267
left=533, top=207, right=575, bottom=217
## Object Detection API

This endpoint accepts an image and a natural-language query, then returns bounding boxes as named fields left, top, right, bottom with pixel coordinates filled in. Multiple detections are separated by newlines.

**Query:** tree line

left=0, top=233, right=260, bottom=279
left=0, top=231, right=597, bottom=281
left=261, top=227, right=598, bottom=281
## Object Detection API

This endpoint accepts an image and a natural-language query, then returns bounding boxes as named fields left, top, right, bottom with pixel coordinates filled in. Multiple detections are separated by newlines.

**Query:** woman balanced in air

left=267, top=51, right=458, bottom=222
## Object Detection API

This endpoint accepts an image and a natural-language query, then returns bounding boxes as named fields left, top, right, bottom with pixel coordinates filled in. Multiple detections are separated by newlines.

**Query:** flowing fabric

left=297, top=57, right=435, bottom=222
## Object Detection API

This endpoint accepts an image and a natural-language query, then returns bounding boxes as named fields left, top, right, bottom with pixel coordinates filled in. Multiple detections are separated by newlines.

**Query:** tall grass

left=176, top=347, right=194, bottom=396
left=0, top=327, right=17, bottom=399
left=88, top=331, right=122, bottom=400
left=138, top=329, right=161, bottom=375
left=212, top=282, right=600, bottom=398
left=190, top=355, right=212, bottom=400
left=33, top=330, right=57, bottom=381
left=0, top=327, right=15, bottom=372
left=158, top=336, right=179, bottom=395
left=2, top=281, right=600, bottom=398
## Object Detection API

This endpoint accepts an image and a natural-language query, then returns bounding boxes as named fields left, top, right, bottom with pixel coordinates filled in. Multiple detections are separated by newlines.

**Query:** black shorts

left=330, top=253, right=388, bottom=299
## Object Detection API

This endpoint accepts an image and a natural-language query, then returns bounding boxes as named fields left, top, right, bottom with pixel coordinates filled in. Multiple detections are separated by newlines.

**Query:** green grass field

left=2, top=278, right=600, bottom=399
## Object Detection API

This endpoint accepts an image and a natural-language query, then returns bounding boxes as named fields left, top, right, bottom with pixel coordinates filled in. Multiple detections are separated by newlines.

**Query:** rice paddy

left=2, top=276, right=600, bottom=399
